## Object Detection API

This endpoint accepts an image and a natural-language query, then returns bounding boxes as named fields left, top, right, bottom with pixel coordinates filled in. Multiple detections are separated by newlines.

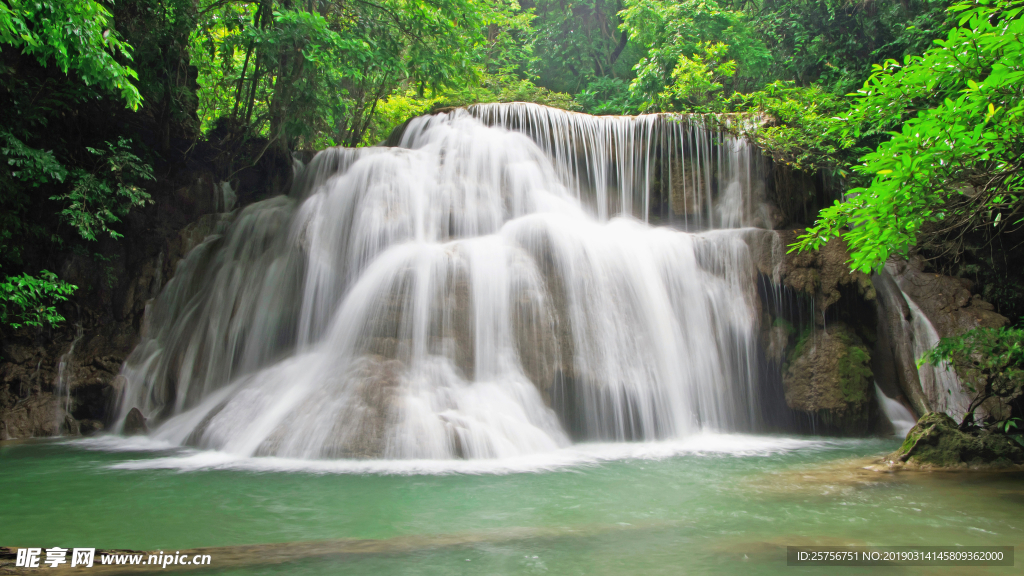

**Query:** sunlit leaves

left=0, top=0, right=142, bottom=108
left=0, top=271, right=76, bottom=330
left=661, top=41, right=736, bottom=112
left=728, top=81, right=853, bottom=173
left=620, top=0, right=770, bottom=112
left=796, top=0, right=1024, bottom=273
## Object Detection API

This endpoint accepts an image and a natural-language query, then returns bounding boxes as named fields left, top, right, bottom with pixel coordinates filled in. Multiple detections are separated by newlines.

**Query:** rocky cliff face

left=872, top=256, right=1008, bottom=418
left=0, top=141, right=291, bottom=440
left=742, top=224, right=1013, bottom=435
left=742, top=229, right=880, bottom=434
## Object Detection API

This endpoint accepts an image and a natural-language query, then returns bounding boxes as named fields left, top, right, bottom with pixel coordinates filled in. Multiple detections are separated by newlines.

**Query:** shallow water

left=2, top=435, right=1022, bottom=574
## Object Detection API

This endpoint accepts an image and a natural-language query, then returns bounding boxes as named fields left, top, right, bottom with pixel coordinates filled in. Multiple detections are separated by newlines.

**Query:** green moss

left=837, top=344, right=871, bottom=404
left=787, top=326, right=814, bottom=364
left=772, top=317, right=796, bottom=335
left=890, top=412, right=1024, bottom=467
left=899, top=428, right=923, bottom=454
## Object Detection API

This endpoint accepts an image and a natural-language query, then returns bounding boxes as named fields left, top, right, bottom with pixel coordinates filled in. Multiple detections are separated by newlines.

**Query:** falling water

left=902, top=295, right=972, bottom=421
left=54, top=323, right=83, bottom=434
left=116, top=104, right=768, bottom=459
left=874, top=384, right=917, bottom=437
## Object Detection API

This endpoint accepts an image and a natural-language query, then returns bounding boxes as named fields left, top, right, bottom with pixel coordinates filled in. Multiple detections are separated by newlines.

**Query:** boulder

left=772, top=230, right=875, bottom=321
left=0, top=393, right=67, bottom=438
left=123, top=407, right=149, bottom=435
left=887, top=412, right=1024, bottom=468
left=782, top=323, right=874, bottom=435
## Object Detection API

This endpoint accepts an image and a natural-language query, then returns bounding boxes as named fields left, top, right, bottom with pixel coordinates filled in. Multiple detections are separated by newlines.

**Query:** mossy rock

left=782, top=323, right=873, bottom=435
left=888, top=412, right=1024, bottom=468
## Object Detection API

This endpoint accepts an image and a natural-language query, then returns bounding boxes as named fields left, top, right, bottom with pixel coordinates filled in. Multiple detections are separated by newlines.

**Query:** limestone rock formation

left=872, top=256, right=1008, bottom=418
left=782, top=323, right=874, bottom=435
left=0, top=340, right=123, bottom=438
left=887, top=412, right=1024, bottom=468
left=886, top=256, right=1006, bottom=336
left=772, top=230, right=875, bottom=320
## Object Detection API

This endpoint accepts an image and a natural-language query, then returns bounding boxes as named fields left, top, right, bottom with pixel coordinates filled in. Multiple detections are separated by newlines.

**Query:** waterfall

left=54, top=323, right=83, bottom=434
left=902, top=295, right=972, bottom=421
left=115, top=103, right=768, bottom=459
left=874, top=384, right=916, bottom=437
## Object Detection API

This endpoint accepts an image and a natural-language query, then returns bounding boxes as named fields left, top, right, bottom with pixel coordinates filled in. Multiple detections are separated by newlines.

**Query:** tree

left=796, top=0, right=1024, bottom=274
left=661, top=41, right=736, bottom=112
left=922, top=326, right=1024, bottom=434
left=620, top=0, right=770, bottom=112
left=193, top=0, right=486, bottom=150
left=528, top=0, right=634, bottom=93
left=749, top=0, right=951, bottom=95
left=726, top=80, right=853, bottom=173
left=1, top=1, right=154, bottom=330
left=0, top=0, right=142, bottom=108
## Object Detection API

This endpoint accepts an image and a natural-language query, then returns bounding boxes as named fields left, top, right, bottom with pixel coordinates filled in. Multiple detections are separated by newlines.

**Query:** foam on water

left=72, top=433, right=862, bottom=476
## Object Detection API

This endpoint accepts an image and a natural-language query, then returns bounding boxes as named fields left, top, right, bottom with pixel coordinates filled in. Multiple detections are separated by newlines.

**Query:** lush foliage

left=798, top=0, right=1024, bottom=273
left=726, top=81, right=853, bottom=173
left=661, top=41, right=737, bottom=112
left=922, top=326, right=1024, bottom=434
left=0, top=0, right=142, bottom=108
left=0, top=272, right=76, bottom=330
left=620, top=0, right=769, bottom=112
left=53, top=139, right=155, bottom=242
left=192, top=0, right=507, bottom=149
left=749, top=0, right=950, bottom=95
left=529, top=0, right=635, bottom=93
left=0, top=1, right=153, bottom=330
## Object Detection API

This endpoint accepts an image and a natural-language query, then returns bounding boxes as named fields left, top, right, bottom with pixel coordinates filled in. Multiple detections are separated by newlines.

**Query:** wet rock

left=772, top=230, right=875, bottom=322
left=782, top=323, right=874, bottom=435
left=123, top=407, right=149, bottom=435
left=62, top=414, right=81, bottom=436
left=669, top=157, right=708, bottom=216
left=512, top=278, right=559, bottom=405
left=317, top=355, right=402, bottom=458
left=1, top=344, right=34, bottom=364
left=763, top=320, right=792, bottom=364
left=872, top=256, right=1009, bottom=417
left=0, top=393, right=64, bottom=438
left=79, top=419, right=105, bottom=435
left=887, top=412, right=1024, bottom=468
left=886, top=256, right=1007, bottom=337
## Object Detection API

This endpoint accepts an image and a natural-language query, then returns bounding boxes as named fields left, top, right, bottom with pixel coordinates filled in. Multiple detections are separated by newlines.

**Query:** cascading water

left=902, top=295, right=972, bottom=421
left=874, top=384, right=916, bottom=437
left=115, top=103, right=768, bottom=459
left=54, top=323, right=83, bottom=434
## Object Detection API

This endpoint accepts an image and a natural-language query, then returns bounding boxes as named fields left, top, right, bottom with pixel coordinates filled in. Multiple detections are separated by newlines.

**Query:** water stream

left=875, top=384, right=917, bottom=437
left=53, top=323, right=83, bottom=434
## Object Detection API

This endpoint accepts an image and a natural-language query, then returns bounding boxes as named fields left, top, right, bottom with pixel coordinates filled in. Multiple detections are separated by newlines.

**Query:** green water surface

left=1, top=435, right=1021, bottom=575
